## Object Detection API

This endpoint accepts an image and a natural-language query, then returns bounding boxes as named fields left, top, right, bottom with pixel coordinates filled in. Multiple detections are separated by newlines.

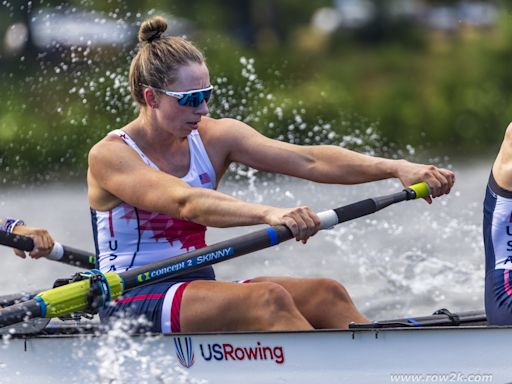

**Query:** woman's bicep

left=88, top=142, right=189, bottom=214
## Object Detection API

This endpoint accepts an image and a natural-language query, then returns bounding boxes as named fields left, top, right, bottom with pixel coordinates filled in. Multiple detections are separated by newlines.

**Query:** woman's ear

left=143, top=87, right=159, bottom=109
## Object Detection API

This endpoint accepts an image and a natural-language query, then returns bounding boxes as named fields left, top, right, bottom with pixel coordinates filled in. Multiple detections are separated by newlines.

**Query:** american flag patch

left=199, top=172, right=211, bottom=184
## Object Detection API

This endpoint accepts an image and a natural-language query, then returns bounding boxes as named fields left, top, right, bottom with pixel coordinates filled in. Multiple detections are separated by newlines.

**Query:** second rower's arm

left=216, top=118, right=454, bottom=200
left=492, top=123, right=512, bottom=190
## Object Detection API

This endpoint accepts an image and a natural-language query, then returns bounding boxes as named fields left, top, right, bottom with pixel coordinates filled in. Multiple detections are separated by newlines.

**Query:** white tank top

left=91, top=129, right=217, bottom=273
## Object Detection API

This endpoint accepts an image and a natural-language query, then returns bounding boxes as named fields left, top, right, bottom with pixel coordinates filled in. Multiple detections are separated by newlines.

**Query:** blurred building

left=2, top=7, right=193, bottom=58
left=311, top=0, right=498, bottom=34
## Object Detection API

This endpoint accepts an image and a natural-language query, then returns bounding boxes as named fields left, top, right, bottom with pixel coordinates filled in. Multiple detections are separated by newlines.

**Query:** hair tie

left=147, top=31, right=162, bottom=43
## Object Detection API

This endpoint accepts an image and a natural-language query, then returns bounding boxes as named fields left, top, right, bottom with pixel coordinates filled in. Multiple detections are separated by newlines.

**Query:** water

left=0, top=158, right=490, bottom=320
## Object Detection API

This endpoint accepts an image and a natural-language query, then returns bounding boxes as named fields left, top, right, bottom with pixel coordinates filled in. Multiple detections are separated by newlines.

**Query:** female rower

left=484, top=123, right=512, bottom=325
left=0, top=218, right=54, bottom=258
left=87, top=16, right=455, bottom=333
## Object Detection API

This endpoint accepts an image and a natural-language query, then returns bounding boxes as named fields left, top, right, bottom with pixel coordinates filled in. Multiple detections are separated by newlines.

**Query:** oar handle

left=0, top=231, right=97, bottom=269
left=318, top=182, right=430, bottom=229
left=46, top=243, right=97, bottom=269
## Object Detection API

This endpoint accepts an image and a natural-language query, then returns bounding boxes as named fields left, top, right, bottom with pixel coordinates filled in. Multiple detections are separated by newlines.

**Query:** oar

left=349, top=309, right=487, bottom=329
left=0, top=290, right=43, bottom=308
left=0, top=182, right=431, bottom=328
left=0, top=231, right=96, bottom=269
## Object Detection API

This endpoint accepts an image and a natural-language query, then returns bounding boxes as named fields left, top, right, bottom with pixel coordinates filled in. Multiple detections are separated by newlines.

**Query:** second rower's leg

left=178, top=280, right=314, bottom=332
left=250, top=276, right=368, bottom=329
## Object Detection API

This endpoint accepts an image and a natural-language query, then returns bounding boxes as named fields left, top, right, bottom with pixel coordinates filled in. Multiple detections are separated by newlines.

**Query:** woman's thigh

left=179, top=280, right=312, bottom=332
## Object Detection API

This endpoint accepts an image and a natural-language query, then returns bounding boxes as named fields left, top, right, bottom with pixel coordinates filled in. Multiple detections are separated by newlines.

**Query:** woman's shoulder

left=199, top=117, right=254, bottom=139
left=88, top=129, right=131, bottom=163
left=199, top=116, right=234, bottom=130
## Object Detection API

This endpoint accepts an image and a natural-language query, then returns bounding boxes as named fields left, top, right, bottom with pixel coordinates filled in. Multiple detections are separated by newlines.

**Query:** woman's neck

left=125, top=113, right=186, bottom=152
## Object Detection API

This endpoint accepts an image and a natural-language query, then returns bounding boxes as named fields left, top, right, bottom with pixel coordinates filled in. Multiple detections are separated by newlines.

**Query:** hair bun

left=139, top=16, right=168, bottom=43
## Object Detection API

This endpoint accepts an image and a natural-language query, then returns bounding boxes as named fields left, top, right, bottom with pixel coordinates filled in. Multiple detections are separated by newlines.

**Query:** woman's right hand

left=264, top=206, right=321, bottom=243
left=11, top=226, right=54, bottom=259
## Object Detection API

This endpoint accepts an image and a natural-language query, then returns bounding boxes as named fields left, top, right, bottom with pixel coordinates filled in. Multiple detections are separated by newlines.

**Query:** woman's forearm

left=302, top=145, right=400, bottom=184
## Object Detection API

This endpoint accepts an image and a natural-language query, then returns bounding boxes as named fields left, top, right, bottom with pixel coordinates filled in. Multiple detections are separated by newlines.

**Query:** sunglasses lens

left=178, top=94, right=191, bottom=106
left=179, top=89, right=213, bottom=107
left=203, top=89, right=212, bottom=103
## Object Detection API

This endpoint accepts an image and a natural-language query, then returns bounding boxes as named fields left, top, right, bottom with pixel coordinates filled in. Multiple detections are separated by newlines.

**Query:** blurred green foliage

left=0, top=0, right=510, bottom=182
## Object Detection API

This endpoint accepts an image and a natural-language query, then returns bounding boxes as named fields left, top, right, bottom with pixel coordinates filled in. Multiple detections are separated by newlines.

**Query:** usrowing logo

left=174, top=337, right=195, bottom=368
left=172, top=337, right=285, bottom=367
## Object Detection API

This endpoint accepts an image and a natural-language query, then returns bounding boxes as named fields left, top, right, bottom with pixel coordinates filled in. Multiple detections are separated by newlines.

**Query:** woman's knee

left=314, top=278, right=353, bottom=306
left=258, top=282, right=297, bottom=313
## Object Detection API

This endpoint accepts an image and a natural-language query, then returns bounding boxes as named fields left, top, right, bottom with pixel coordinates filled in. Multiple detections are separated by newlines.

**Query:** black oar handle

left=334, top=189, right=415, bottom=223
left=50, top=244, right=97, bottom=269
left=334, top=198, right=379, bottom=224
left=0, top=231, right=96, bottom=269
left=319, top=189, right=414, bottom=228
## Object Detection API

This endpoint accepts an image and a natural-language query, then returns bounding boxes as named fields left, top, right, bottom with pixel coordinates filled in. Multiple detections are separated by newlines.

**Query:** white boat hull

left=0, top=326, right=510, bottom=384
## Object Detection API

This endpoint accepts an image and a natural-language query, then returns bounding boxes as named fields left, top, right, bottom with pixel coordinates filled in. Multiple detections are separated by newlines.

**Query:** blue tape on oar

left=406, top=317, right=422, bottom=327
left=34, top=296, right=47, bottom=318
left=266, top=228, right=279, bottom=246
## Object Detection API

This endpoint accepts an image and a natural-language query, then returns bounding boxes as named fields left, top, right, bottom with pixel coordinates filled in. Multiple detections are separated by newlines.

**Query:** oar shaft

left=0, top=231, right=96, bottom=269
left=349, top=310, right=487, bottom=329
left=121, top=225, right=293, bottom=289
left=0, top=290, right=42, bottom=308
left=0, top=300, right=42, bottom=327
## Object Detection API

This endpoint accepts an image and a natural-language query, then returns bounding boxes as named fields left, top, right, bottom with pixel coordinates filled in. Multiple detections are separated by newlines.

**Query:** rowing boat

left=0, top=312, right=505, bottom=384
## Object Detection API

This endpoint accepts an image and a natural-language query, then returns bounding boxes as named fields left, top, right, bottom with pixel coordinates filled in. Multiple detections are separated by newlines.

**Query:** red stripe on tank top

left=504, top=270, right=512, bottom=296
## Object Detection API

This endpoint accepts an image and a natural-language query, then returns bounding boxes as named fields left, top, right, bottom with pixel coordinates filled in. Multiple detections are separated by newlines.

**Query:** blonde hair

left=129, top=16, right=205, bottom=105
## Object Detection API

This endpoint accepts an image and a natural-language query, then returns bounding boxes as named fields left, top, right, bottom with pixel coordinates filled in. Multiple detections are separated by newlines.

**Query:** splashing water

left=72, top=316, right=205, bottom=384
